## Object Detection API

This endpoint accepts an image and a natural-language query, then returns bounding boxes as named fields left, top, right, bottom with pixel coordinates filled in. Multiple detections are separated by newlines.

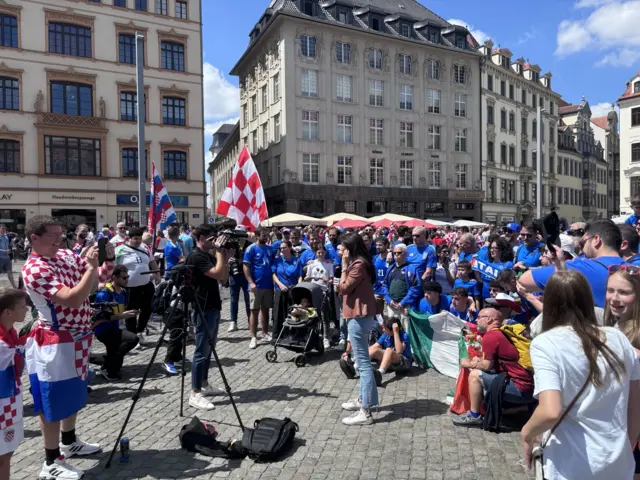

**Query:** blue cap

left=506, top=222, right=521, bottom=232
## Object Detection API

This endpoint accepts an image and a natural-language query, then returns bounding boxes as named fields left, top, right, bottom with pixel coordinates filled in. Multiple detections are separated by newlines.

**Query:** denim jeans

left=229, top=275, right=249, bottom=323
left=191, top=309, right=220, bottom=391
left=347, top=316, right=379, bottom=409
left=479, top=371, right=534, bottom=404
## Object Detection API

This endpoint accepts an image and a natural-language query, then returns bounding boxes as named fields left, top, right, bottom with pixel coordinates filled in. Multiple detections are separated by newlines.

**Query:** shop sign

left=485, top=215, right=497, bottom=222
left=116, top=194, right=189, bottom=207
left=0, top=194, right=12, bottom=201
left=448, top=190, right=485, bottom=200
left=42, top=192, right=106, bottom=204
left=502, top=216, right=515, bottom=222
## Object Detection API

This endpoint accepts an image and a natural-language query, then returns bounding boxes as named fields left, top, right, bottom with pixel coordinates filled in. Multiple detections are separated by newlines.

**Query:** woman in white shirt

left=305, top=244, right=335, bottom=348
left=522, top=269, right=640, bottom=480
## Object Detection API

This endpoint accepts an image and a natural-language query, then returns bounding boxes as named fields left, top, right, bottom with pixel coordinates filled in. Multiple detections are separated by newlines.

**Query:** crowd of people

left=2, top=204, right=640, bottom=477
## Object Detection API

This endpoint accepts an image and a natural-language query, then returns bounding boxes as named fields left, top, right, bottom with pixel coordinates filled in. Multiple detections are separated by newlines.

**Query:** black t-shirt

left=186, top=247, right=221, bottom=311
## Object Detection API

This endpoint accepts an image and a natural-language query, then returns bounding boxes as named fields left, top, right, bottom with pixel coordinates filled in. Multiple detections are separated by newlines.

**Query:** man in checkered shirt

left=21, top=216, right=114, bottom=480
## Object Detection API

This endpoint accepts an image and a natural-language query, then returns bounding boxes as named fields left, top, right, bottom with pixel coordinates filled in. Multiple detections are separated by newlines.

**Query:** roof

left=559, top=104, right=580, bottom=115
left=208, top=122, right=240, bottom=172
left=213, top=124, right=236, bottom=136
left=591, top=116, right=608, bottom=130
left=618, top=75, right=640, bottom=102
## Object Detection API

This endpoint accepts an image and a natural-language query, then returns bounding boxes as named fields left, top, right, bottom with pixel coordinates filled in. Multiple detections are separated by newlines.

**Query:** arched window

left=453, top=64, right=466, bottom=84
left=427, top=59, right=440, bottom=80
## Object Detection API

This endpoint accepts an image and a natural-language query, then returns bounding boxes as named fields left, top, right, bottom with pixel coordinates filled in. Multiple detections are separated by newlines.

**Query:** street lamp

left=536, top=106, right=545, bottom=219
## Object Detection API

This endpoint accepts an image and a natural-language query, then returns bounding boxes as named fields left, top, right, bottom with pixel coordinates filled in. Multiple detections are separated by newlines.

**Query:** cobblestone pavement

left=4, top=264, right=532, bottom=480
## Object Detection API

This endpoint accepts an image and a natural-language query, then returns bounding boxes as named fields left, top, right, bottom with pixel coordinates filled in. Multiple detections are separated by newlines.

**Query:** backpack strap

left=541, top=375, right=590, bottom=449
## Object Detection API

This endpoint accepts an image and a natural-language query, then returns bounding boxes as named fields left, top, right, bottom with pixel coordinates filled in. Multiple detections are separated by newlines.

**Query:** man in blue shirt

left=514, top=223, right=542, bottom=270
left=406, top=226, right=437, bottom=281
left=619, top=224, right=640, bottom=266
left=243, top=228, right=275, bottom=349
left=324, top=227, right=341, bottom=266
left=417, top=281, right=451, bottom=314
left=519, top=219, right=623, bottom=308
left=164, top=226, right=184, bottom=279
left=625, top=195, right=640, bottom=226
left=373, top=237, right=390, bottom=315
left=457, top=233, right=479, bottom=264
left=384, top=243, right=422, bottom=329
left=0, top=226, right=15, bottom=288
left=179, top=225, right=194, bottom=256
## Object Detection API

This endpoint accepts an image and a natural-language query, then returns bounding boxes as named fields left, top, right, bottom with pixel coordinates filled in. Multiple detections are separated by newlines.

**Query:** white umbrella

left=453, top=220, right=489, bottom=228
left=611, top=215, right=627, bottom=225
left=368, top=213, right=414, bottom=223
left=261, top=213, right=327, bottom=227
left=425, top=219, right=452, bottom=227
left=322, top=213, right=369, bottom=225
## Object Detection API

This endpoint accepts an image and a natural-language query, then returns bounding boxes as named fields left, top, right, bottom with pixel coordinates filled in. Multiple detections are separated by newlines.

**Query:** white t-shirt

left=307, top=260, right=334, bottom=288
left=115, top=244, right=152, bottom=287
left=531, top=326, right=640, bottom=480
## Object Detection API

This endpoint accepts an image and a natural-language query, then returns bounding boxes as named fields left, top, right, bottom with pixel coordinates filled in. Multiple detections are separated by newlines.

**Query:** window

left=274, top=155, right=281, bottom=183
left=522, top=182, right=528, bottom=202
left=0, top=14, right=18, bottom=48
left=398, top=54, right=412, bottom=75
left=336, top=75, right=352, bottom=102
left=337, top=156, right=352, bottom=185
left=122, top=148, right=143, bottom=177
left=486, top=177, right=495, bottom=202
left=301, top=111, right=318, bottom=140
left=242, top=104, right=248, bottom=125
left=162, top=97, right=186, bottom=126
left=532, top=93, right=537, bottom=109
left=262, top=123, right=268, bottom=149
left=487, top=104, right=494, bottom=125
left=549, top=126, right=555, bottom=144
left=521, top=117, right=527, bottom=135
left=454, top=93, right=466, bottom=117
left=176, top=1, right=188, bottom=19
left=399, top=84, right=413, bottom=110
left=369, top=158, right=384, bottom=186
left=261, top=86, right=268, bottom=111
left=507, top=180, right=515, bottom=204
left=400, top=160, right=413, bottom=187
left=487, top=75, right=493, bottom=91
left=301, top=35, right=316, bottom=57
left=453, top=64, right=466, bottom=84
left=302, top=0, right=314, bottom=15
left=48, top=23, right=92, bottom=58
left=400, top=23, right=411, bottom=38
left=45, top=136, right=101, bottom=176
left=509, top=145, right=515, bottom=166
left=273, top=73, right=280, bottom=101
left=539, top=96, right=544, bottom=109
left=557, top=157, right=563, bottom=174
left=487, top=141, right=494, bottom=163
left=369, top=49, right=383, bottom=69
left=509, top=84, right=514, bottom=100
left=633, top=143, right=640, bottom=162
left=251, top=95, right=257, bottom=118
left=155, top=0, right=167, bottom=14
left=161, top=41, right=185, bottom=71
left=51, top=82, right=93, bottom=116
left=428, top=59, right=440, bottom=80
left=397, top=202, right=417, bottom=214
left=335, top=42, right=350, bottom=64
left=120, top=92, right=138, bottom=122
left=135, top=0, right=147, bottom=10
left=532, top=151, right=537, bottom=170
left=369, top=119, right=383, bottom=145
left=336, top=115, right=352, bottom=143
left=0, top=140, right=19, bottom=173
left=500, top=80, right=506, bottom=96
left=301, top=69, right=317, bottom=97
left=532, top=184, right=537, bottom=204
left=632, top=108, right=640, bottom=127
left=303, top=153, right=319, bottom=183
left=370, top=17, right=381, bottom=31
left=428, top=125, right=441, bottom=150
left=455, top=164, right=467, bottom=189
left=635, top=81, right=640, bottom=94
left=343, top=200, right=356, bottom=213
left=0, top=78, right=18, bottom=111
left=399, top=122, right=413, bottom=148
left=500, top=143, right=507, bottom=164
left=509, top=112, right=515, bottom=133
left=369, top=80, right=383, bottom=107
left=500, top=109, right=506, bottom=130
left=532, top=119, right=537, bottom=139
left=455, top=128, right=466, bottom=152
left=164, top=151, right=187, bottom=180
left=274, top=114, right=281, bottom=143
left=429, top=162, right=441, bottom=188
left=427, top=89, right=441, bottom=114
left=337, top=8, right=350, bottom=24
left=522, top=90, right=527, bottom=104
left=118, top=34, right=144, bottom=65
left=500, top=179, right=506, bottom=203
left=428, top=29, right=438, bottom=43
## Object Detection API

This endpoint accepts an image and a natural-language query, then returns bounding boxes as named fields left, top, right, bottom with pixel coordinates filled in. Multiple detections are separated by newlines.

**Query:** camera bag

left=241, top=417, right=299, bottom=462
left=179, top=416, right=243, bottom=459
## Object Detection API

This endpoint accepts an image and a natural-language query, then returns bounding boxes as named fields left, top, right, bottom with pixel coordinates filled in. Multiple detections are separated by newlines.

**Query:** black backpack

left=151, top=280, right=173, bottom=315
left=241, top=417, right=299, bottom=462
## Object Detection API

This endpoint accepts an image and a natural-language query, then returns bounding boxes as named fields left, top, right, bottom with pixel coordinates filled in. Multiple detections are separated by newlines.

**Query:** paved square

left=4, top=266, right=532, bottom=479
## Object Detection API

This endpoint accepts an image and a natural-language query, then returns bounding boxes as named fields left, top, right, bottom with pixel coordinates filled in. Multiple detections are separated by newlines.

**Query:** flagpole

left=136, top=31, right=146, bottom=225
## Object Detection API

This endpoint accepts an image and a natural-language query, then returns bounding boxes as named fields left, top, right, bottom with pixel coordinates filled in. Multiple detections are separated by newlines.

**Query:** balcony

left=36, top=113, right=106, bottom=131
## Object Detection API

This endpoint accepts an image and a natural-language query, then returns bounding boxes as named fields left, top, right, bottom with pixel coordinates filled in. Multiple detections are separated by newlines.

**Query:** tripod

left=105, top=280, right=245, bottom=468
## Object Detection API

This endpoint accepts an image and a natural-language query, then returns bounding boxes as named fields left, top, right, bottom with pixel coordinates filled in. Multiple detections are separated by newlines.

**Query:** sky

left=201, top=0, right=640, bottom=175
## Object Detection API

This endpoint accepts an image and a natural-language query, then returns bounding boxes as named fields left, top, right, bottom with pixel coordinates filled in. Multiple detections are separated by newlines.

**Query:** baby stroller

left=265, top=282, right=326, bottom=367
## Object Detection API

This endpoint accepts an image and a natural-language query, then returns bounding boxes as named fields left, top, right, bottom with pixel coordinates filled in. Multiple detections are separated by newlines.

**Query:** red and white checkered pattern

left=22, top=250, right=114, bottom=334
left=216, top=146, right=268, bottom=231
left=0, top=395, right=20, bottom=430
left=74, top=336, right=91, bottom=380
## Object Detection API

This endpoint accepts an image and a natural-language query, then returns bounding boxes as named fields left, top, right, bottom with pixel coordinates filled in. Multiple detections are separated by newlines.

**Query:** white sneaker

left=227, top=322, right=237, bottom=332
left=249, top=337, right=257, bottom=349
left=201, top=385, right=224, bottom=397
left=323, top=337, right=331, bottom=349
left=189, top=392, right=215, bottom=410
left=261, top=332, right=272, bottom=344
left=342, top=409, right=373, bottom=426
left=39, top=457, right=84, bottom=479
left=135, top=333, right=148, bottom=349
left=341, top=398, right=362, bottom=411
left=60, top=436, right=101, bottom=458
left=338, top=339, right=346, bottom=347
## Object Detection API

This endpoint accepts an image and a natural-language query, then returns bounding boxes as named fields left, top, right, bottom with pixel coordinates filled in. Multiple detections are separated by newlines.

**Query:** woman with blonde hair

left=521, top=269, right=640, bottom=479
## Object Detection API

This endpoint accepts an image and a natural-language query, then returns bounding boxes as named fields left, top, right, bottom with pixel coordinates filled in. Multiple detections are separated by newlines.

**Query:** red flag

left=216, top=146, right=268, bottom=231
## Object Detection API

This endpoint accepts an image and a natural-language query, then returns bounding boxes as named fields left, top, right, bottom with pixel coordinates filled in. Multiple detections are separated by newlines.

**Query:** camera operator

left=184, top=224, right=231, bottom=410
left=227, top=227, right=250, bottom=333
left=93, top=265, right=140, bottom=381
left=21, top=215, right=115, bottom=479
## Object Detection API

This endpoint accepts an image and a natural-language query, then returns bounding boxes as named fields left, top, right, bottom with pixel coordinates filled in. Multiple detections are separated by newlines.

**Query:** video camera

left=89, top=301, right=120, bottom=327
left=212, top=228, right=249, bottom=251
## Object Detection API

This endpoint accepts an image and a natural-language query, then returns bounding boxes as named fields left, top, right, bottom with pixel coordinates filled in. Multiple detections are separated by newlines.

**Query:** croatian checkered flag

left=147, top=162, right=177, bottom=233
left=216, top=146, right=268, bottom=231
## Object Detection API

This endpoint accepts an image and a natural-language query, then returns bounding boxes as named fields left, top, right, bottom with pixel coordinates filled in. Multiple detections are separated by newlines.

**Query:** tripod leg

left=180, top=309, right=189, bottom=417
left=105, top=298, right=181, bottom=468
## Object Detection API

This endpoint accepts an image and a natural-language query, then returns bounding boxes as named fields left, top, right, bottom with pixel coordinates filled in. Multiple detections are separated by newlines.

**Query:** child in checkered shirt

left=0, top=288, right=27, bottom=479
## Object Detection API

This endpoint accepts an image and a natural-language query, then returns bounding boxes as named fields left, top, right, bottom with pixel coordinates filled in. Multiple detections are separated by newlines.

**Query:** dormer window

left=428, top=29, right=438, bottom=43
left=501, top=56, right=510, bottom=68
left=337, top=7, right=350, bottom=24
left=456, top=36, right=465, bottom=49
left=370, top=16, right=381, bottom=31
left=301, top=0, right=314, bottom=16
left=634, top=80, right=640, bottom=94
left=400, top=23, right=411, bottom=38
left=532, top=71, right=540, bottom=82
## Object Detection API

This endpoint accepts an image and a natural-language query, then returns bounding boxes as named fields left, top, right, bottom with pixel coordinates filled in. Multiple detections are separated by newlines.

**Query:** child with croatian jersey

left=0, top=289, right=27, bottom=479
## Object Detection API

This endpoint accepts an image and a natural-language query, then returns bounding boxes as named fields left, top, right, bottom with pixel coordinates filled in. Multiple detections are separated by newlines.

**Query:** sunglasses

left=609, top=265, right=640, bottom=276
left=579, top=236, right=594, bottom=249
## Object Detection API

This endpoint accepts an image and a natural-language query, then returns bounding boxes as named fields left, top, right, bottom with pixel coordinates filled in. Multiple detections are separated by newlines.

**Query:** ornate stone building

left=618, top=73, right=640, bottom=216
left=225, top=0, right=484, bottom=219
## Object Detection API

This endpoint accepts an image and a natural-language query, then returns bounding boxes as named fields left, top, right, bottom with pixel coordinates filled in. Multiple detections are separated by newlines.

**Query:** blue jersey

left=417, top=295, right=451, bottom=315
left=626, top=215, right=639, bottom=226
left=515, top=244, right=542, bottom=268
left=377, top=331, right=412, bottom=365
left=450, top=305, right=478, bottom=324
left=164, top=241, right=183, bottom=279
left=406, top=244, right=437, bottom=278
left=458, top=251, right=477, bottom=264
left=271, top=256, right=303, bottom=291
left=373, top=254, right=390, bottom=295
left=453, top=277, right=481, bottom=297
left=243, top=243, right=275, bottom=289
left=298, top=248, right=316, bottom=266
left=472, top=258, right=514, bottom=299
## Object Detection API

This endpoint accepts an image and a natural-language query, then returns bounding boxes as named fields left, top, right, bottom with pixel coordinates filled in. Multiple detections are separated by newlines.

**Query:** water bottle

left=119, top=438, right=130, bottom=463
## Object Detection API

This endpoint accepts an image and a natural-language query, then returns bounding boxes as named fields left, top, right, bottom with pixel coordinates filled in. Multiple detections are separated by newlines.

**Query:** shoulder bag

left=532, top=375, right=590, bottom=480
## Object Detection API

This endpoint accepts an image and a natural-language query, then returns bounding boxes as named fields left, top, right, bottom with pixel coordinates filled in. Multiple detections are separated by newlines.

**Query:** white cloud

left=205, top=117, right=239, bottom=137
left=203, top=63, right=240, bottom=121
left=590, top=101, right=616, bottom=117
left=516, top=28, right=539, bottom=46
left=447, top=18, right=490, bottom=46
left=556, top=0, right=640, bottom=65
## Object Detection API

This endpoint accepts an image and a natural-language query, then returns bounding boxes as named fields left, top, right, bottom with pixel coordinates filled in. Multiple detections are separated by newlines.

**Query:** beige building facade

left=0, top=0, right=205, bottom=233
left=618, top=73, right=640, bottom=216
left=225, top=0, right=484, bottom=220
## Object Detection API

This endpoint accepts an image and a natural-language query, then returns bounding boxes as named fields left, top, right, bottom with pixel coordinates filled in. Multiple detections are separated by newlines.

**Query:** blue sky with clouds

left=202, top=0, right=640, bottom=170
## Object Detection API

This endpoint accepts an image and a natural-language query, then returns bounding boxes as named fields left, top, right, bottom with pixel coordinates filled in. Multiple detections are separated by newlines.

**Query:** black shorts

left=391, top=355, right=411, bottom=373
